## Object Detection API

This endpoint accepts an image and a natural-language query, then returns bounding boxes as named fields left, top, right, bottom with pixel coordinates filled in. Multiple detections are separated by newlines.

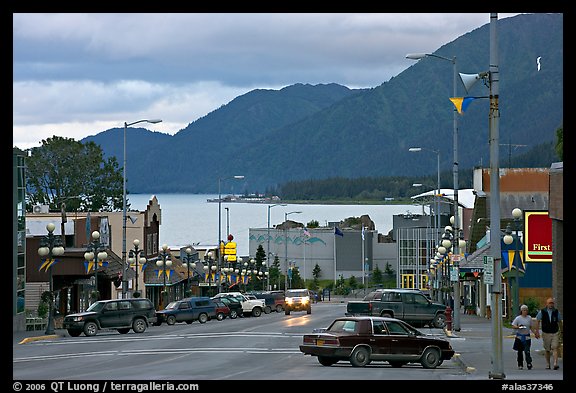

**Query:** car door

left=100, top=301, right=121, bottom=327
left=176, top=301, right=193, bottom=322
left=117, top=301, right=133, bottom=327
left=370, top=319, right=392, bottom=358
left=410, top=293, right=432, bottom=323
left=384, top=320, right=421, bottom=356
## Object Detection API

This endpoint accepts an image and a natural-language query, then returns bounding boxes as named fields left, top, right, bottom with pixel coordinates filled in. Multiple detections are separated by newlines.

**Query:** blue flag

left=334, top=227, right=344, bottom=237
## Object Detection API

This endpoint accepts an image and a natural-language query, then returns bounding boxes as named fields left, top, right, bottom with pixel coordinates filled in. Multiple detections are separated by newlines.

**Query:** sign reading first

left=524, top=211, right=553, bottom=262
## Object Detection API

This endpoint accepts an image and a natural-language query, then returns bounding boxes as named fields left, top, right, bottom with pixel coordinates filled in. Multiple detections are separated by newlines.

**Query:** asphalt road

left=13, top=301, right=464, bottom=381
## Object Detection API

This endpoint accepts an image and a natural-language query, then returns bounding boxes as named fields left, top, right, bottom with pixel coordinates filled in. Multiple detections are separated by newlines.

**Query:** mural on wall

left=249, top=234, right=327, bottom=246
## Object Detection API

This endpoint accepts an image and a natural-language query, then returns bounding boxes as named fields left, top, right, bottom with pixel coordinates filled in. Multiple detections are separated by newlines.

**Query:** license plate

left=317, top=339, right=324, bottom=346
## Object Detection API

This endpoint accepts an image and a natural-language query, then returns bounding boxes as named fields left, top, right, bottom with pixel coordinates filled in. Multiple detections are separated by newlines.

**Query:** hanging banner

left=524, top=211, right=552, bottom=262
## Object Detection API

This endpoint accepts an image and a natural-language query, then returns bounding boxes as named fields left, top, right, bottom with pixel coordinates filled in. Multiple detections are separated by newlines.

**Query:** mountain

left=83, top=13, right=563, bottom=194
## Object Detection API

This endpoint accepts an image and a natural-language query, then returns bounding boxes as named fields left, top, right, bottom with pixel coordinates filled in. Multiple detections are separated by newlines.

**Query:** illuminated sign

left=524, top=211, right=552, bottom=262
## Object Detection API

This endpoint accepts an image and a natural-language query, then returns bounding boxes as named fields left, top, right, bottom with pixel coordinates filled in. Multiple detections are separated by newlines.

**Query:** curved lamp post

left=284, top=211, right=302, bottom=290
left=37, top=223, right=65, bottom=335
left=128, top=239, right=146, bottom=298
left=217, top=176, right=244, bottom=293
left=84, top=230, right=108, bottom=303
left=122, top=119, right=162, bottom=298
left=155, top=244, right=172, bottom=309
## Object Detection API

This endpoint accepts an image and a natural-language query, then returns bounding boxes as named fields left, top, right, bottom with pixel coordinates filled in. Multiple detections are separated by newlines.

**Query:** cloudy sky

left=13, top=13, right=522, bottom=150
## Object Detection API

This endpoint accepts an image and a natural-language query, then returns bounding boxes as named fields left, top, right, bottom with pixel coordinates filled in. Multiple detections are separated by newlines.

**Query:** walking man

left=535, top=297, right=563, bottom=370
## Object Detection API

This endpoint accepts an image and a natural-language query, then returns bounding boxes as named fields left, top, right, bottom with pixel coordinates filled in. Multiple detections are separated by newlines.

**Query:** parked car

left=213, top=292, right=265, bottom=317
left=299, top=316, right=455, bottom=368
left=212, top=299, right=231, bottom=321
left=155, top=297, right=217, bottom=325
left=63, top=298, right=157, bottom=337
left=249, top=291, right=285, bottom=313
left=284, top=288, right=312, bottom=315
left=213, top=296, right=241, bottom=319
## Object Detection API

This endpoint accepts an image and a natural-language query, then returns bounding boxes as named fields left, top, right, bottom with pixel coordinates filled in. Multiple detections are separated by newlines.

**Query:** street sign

left=483, top=256, right=494, bottom=284
left=450, top=267, right=458, bottom=282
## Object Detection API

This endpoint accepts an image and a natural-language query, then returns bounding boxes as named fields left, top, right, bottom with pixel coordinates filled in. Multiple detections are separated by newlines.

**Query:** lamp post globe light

left=128, top=239, right=146, bottom=298
left=37, top=222, right=65, bottom=335
left=503, top=208, right=523, bottom=321
left=182, top=247, right=196, bottom=297
left=217, top=176, right=244, bottom=293
left=155, top=244, right=172, bottom=309
left=84, top=230, right=108, bottom=303
left=122, top=119, right=162, bottom=298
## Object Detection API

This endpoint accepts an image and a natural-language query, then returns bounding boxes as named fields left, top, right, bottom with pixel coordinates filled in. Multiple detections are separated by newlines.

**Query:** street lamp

left=406, top=51, right=461, bottom=331
left=218, top=176, right=245, bottom=293
left=128, top=239, right=146, bottom=298
left=155, top=244, right=172, bottom=309
left=37, top=222, right=65, bottom=335
left=84, top=230, right=108, bottom=303
left=182, top=247, right=196, bottom=297
left=284, top=211, right=302, bottom=290
left=123, top=119, right=162, bottom=299
left=202, top=251, right=216, bottom=296
left=504, top=208, right=523, bottom=321
left=267, top=204, right=287, bottom=271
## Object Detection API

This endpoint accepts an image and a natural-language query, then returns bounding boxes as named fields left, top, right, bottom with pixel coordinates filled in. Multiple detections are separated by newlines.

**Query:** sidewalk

left=445, top=312, right=564, bottom=380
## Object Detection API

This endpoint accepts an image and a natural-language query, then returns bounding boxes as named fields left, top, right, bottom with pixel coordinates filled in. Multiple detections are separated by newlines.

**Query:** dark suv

left=155, top=297, right=217, bottom=325
left=63, top=298, right=157, bottom=337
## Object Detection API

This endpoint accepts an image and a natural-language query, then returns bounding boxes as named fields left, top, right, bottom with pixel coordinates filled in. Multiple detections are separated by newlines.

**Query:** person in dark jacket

left=535, top=297, right=563, bottom=370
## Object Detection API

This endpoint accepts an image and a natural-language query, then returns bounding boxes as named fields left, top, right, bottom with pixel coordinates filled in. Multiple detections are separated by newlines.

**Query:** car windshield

left=285, top=290, right=308, bottom=297
left=165, top=302, right=178, bottom=310
left=86, top=301, right=105, bottom=312
left=328, top=320, right=357, bottom=333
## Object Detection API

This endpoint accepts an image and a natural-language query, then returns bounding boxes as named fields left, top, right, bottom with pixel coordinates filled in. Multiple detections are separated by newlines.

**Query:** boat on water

left=207, top=194, right=281, bottom=204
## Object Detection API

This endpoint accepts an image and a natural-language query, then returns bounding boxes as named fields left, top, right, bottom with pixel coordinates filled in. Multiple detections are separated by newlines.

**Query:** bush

left=37, top=301, right=48, bottom=319
left=523, top=297, right=540, bottom=317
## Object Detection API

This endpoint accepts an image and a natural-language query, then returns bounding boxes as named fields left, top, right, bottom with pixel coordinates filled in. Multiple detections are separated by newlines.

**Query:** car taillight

left=322, top=338, right=340, bottom=345
left=368, top=303, right=372, bottom=311
left=303, top=336, right=315, bottom=344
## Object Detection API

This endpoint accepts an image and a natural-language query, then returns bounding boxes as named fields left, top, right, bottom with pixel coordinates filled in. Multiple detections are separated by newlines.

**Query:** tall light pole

left=406, top=51, right=460, bottom=331
left=267, top=203, right=287, bottom=270
left=128, top=239, right=146, bottom=297
left=284, top=211, right=302, bottom=290
left=37, top=222, right=65, bottom=335
left=504, top=208, right=523, bottom=322
left=84, top=230, right=108, bottom=303
left=182, top=247, right=196, bottom=297
left=218, top=176, right=244, bottom=293
left=225, top=207, right=230, bottom=240
left=123, top=119, right=162, bottom=299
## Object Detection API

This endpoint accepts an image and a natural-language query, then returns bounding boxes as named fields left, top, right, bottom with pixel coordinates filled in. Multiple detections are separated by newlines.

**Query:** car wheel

left=67, top=329, right=82, bottom=337
left=83, top=321, right=98, bottom=337
left=166, top=315, right=176, bottom=326
left=276, top=305, right=283, bottom=313
left=216, top=312, right=225, bottom=321
left=117, top=328, right=130, bottom=334
left=420, top=347, right=441, bottom=369
left=264, top=306, right=271, bottom=314
left=318, top=356, right=338, bottom=366
left=350, top=346, right=371, bottom=367
left=381, top=312, right=393, bottom=318
left=230, top=310, right=238, bottom=319
left=252, top=307, right=262, bottom=317
left=306, top=307, right=311, bottom=315
left=132, top=318, right=147, bottom=334
left=389, top=361, right=408, bottom=368
left=198, top=313, right=209, bottom=323
left=432, top=313, right=447, bottom=329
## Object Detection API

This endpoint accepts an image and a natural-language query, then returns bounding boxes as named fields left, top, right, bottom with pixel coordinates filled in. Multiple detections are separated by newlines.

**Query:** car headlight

left=72, top=316, right=84, bottom=322
left=286, top=298, right=293, bottom=305
left=302, top=297, right=309, bottom=304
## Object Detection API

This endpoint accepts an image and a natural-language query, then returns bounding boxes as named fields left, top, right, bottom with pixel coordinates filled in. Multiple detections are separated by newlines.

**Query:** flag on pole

left=361, top=226, right=365, bottom=240
left=449, top=97, right=477, bottom=114
left=334, top=227, right=344, bottom=237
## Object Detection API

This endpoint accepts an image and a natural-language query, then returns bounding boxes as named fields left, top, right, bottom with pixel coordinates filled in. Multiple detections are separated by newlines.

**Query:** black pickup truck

left=345, top=288, right=447, bottom=328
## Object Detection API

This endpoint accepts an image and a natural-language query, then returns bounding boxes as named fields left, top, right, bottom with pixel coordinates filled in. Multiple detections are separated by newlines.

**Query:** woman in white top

left=512, top=304, right=539, bottom=370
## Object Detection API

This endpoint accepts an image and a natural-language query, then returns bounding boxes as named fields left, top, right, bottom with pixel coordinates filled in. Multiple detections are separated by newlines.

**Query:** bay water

left=128, top=194, right=419, bottom=256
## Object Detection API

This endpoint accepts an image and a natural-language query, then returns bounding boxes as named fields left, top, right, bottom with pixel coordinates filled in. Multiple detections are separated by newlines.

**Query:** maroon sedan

left=299, top=316, right=454, bottom=368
